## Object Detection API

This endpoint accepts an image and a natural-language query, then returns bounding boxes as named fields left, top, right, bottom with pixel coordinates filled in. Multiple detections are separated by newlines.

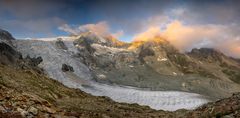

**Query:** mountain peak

left=128, top=36, right=169, bottom=50
left=73, top=31, right=127, bottom=47
left=188, top=48, right=225, bottom=61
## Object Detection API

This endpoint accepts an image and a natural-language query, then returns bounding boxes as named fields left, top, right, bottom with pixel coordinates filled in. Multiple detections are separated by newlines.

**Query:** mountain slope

left=0, top=39, right=176, bottom=117
left=1, top=29, right=240, bottom=118
left=0, top=36, right=238, bottom=118
left=71, top=33, right=240, bottom=100
left=0, top=61, right=179, bottom=118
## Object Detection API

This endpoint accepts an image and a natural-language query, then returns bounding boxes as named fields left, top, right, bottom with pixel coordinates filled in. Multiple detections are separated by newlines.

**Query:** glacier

left=13, top=38, right=209, bottom=111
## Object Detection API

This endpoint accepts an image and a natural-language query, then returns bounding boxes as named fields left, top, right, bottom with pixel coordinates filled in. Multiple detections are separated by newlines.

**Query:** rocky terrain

left=0, top=29, right=240, bottom=117
left=0, top=42, right=175, bottom=117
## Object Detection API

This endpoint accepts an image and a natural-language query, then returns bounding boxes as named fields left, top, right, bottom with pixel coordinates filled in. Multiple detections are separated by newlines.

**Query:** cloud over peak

left=132, top=20, right=240, bottom=58
left=58, top=21, right=124, bottom=38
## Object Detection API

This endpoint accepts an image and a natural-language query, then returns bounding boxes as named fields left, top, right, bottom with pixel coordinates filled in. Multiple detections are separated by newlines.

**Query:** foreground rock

left=62, top=64, right=74, bottom=72
left=186, top=92, right=240, bottom=117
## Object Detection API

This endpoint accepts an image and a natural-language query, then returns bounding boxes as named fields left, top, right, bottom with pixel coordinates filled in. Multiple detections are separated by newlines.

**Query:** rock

left=42, top=106, right=56, bottom=114
left=28, top=106, right=38, bottom=115
left=55, top=38, right=68, bottom=50
left=0, top=105, right=6, bottom=112
left=0, top=29, right=15, bottom=45
left=138, top=46, right=155, bottom=63
left=17, top=107, right=28, bottom=117
left=25, top=55, right=43, bottom=66
left=62, top=64, right=74, bottom=72
left=0, top=29, right=15, bottom=41
left=188, top=48, right=224, bottom=62
left=74, top=36, right=96, bottom=54
left=0, top=42, right=22, bottom=65
left=0, top=29, right=15, bottom=46
left=102, top=114, right=111, bottom=118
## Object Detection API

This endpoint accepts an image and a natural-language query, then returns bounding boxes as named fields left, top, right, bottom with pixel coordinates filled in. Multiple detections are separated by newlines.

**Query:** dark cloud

left=0, top=0, right=67, bottom=19
left=0, top=0, right=70, bottom=37
left=176, top=0, right=240, bottom=25
left=1, top=17, right=65, bottom=38
left=0, top=0, right=240, bottom=57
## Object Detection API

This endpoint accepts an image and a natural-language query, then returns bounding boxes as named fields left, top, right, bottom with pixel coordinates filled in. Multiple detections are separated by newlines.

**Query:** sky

left=0, top=0, right=240, bottom=58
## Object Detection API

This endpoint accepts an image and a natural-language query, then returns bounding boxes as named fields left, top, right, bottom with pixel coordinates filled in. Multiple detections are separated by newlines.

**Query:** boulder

left=25, top=55, right=43, bottom=66
left=28, top=106, right=38, bottom=115
left=62, top=64, right=74, bottom=72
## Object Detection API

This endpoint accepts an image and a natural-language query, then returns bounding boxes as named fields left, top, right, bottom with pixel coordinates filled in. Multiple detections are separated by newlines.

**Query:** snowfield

left=13, top=38, right=210, bottom=111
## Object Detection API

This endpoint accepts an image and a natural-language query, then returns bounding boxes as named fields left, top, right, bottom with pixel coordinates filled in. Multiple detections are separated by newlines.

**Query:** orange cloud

left=59, top=21, right=124, bottom=39
left=133, top=27, right=161, bottom=42
left=162, top=20, right=227, bottom=51
left=132, top=20, right=240, bottom=58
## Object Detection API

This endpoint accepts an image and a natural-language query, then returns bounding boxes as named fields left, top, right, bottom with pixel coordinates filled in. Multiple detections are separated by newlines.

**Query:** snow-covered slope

left=13, top=38, right=209, bottom=111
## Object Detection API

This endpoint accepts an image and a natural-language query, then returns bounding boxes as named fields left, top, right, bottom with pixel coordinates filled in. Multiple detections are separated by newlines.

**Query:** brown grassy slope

left=0, top=64, right=179, bottom=118
left=1, top=62, right=240, bottom=118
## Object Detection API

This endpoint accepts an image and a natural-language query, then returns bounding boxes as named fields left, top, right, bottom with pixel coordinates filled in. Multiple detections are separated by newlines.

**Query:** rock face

left=138, top=45, right=155, bottom=63
left=0, top=42, right=22, bottom=65
left=188, top=48, right=225, bottom=62
left=55, top=38, right=68, bottom=50
left=0, top=29, right=15, bottom=41
left=0, top=29, right=15, bottom=46
left=73, top=32, right=127, bottom=48
left=62, top=64, right=74, bottom=72
left=188, top=48, right=240, bottom=84
left=0, top=33, right=43, bottom=73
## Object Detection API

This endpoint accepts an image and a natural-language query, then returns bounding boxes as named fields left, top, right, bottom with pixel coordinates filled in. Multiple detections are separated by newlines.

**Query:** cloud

left=0, top=0, right=68, bottom=38
left=133, top=27, right=161, bottom=42
left=0, top=0, right=67, bottom=19
left=1, top=17, right=65, bottom=38
left=132, top=20, right=240, bottom=58
left=78, top=21, right=109, bottom=36
left=58, top=24, right=80, bottom=35
left=59, top=21, right=124, bottom=38
left=112, top=30, right=124, bottom=38
left=171, top=1, right=240, bottom=25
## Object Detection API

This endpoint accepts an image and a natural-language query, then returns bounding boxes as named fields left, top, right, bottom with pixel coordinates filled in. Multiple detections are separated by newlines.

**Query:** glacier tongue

left=13, top=38, right=209, bottom=111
